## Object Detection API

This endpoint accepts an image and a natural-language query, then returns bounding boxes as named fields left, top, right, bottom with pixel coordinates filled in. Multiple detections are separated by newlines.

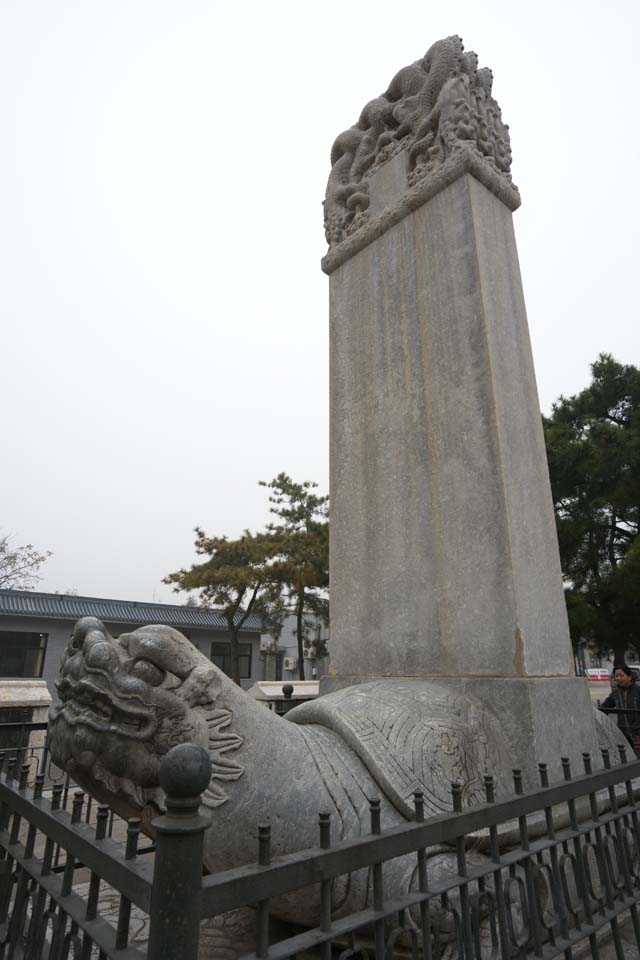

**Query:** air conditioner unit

left=283, top=656, right=297, bottom=672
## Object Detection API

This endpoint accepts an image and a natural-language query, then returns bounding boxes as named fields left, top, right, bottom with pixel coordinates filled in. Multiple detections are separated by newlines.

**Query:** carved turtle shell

left=287, top=679, right=509, bottom=819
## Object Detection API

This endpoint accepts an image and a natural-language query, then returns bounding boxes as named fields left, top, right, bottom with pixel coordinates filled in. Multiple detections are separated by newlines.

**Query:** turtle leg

left=197, top=908, right=258, bottom=959
left=197, top=910, right=319, bottom=959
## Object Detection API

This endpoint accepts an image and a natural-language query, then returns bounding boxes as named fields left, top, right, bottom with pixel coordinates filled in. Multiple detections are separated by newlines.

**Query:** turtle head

left=48, top=618, right=243, bottom=821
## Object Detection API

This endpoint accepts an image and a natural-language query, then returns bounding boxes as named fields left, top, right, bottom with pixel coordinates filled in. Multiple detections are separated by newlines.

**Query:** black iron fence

left=0, top=720, right=49, bottom=757
left=0, top=739, right=639, bottom=958
left=0, top=725, right=129, bottom=842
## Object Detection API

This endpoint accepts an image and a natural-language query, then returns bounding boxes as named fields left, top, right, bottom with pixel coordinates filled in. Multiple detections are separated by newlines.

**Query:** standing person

left=599, top=664, right=640, bottom=749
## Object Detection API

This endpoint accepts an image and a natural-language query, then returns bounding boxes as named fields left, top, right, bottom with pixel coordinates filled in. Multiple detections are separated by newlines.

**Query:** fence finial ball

left=159, top=743, right=212, bottom=798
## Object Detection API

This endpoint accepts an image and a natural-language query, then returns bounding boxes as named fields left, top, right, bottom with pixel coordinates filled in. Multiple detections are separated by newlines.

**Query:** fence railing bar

left=537, top=762, right=572, bottom=960
left=233, top=882, right=640, bottom=960
left=599, top=708, right=640, bottom=716
left=146, top=746, right=211, bottom=960
left=200, top=788, right=640, bottom=917
left=135, top=844, right=155, bottom=856
left=617, top=746, right=640, bottom=953
left=484, top=774, right=512, bottom=960
left=0, top=737, right=638, bottom=959
left=0, top=839, right=146, bottom=959
left=237, top=897, right=420, bottom=960
left=317, top=811, right=333, bottom=960
left=235, top=833, right=637, bottom=951
left=489, top=812, right=638, bottom=870
left=0, top=722, right=49, bottom=732
left=451, top=781, right=474, bottom=959
left=513, top=768, right=544, bottom=957
left=470, top=784, right=640, bottom=855
left=0, top=785, right=153, bottom=912
left=598, top=751, right=634, bottom=957
left=115, top=818, right=140, bottom=950
left=201, top=815, right=637, bottom=921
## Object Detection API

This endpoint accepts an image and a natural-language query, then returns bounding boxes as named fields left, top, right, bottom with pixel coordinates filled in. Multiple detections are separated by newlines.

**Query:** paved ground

left=575, top=914, right=640, bottom=959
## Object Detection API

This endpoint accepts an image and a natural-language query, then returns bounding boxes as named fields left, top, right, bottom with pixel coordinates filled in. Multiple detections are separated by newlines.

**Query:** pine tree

left=260, top=474, right=329, bottom=681
left=543, top=354, right=640, bottom=661
left=164, top=529, right=281, bottom=685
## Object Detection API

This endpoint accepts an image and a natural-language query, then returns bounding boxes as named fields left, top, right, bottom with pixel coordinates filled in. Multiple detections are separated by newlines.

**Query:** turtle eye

left=130, top=659, right=165, bottom=687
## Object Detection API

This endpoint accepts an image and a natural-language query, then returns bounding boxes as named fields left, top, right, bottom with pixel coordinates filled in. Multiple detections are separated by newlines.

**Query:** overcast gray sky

left=1, top=0, right=638, bottom=603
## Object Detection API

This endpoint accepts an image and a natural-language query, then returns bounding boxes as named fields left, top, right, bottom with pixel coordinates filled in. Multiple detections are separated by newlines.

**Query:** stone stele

left=321, top=33, right=620, bottom=784
left=47, top=37, right=625, bottom=937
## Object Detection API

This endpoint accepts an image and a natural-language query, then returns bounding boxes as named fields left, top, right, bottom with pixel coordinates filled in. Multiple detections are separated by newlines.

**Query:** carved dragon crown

left=322, top=35, right=520, bottom=273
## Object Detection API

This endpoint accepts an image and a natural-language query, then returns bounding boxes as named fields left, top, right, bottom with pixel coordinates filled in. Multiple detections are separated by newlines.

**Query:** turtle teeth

left=94, top=702, right=112, bottom=720
left=121, top=715, right=143, bottom=731
left=56, top=678, right=150, bottom=734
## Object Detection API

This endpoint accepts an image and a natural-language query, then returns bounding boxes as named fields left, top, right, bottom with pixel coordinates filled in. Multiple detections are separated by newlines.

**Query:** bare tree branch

left=0, top=535, right=52, bottom=591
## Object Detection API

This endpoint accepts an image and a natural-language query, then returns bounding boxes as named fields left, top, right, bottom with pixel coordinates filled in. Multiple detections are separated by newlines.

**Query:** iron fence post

left=319, top=811, right=332, bottom=960
left=147, top=743, right=212, bottom=960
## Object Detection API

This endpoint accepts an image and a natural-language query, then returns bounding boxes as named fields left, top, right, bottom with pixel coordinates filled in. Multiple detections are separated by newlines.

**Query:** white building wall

left=0, top=615, right=262, bottom=705
left=263, top=613, right=330, bottom=681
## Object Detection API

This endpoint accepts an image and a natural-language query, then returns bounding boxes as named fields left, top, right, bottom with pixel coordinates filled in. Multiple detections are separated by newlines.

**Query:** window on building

left=211, top=642, right=252, bottom=679
left=0, top=632, right=47, bottom=678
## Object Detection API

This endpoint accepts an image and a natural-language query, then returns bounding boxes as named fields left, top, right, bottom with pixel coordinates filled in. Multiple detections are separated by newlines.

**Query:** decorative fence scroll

left=0, top=737, right=639, bottom=959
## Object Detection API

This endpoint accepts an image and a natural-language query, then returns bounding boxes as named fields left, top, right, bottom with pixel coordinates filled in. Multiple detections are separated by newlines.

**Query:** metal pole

left=147, top=744, right=212, bottom=960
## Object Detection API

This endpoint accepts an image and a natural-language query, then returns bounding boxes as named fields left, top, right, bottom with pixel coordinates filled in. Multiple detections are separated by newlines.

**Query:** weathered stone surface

left=47, top=618, right=331, bottom=868
left=311, top=677, right=626, bottom=794
left=328, top=173, right=571, bottom=682
left=323, top=35, right=518, bottom=268
left=50, top=621, right=510, bottom=823
left=321, top=39, right=620, bottom=813
left=0, top=679, right=51, bottom=710
left=48, top=621, right=624, bottom=923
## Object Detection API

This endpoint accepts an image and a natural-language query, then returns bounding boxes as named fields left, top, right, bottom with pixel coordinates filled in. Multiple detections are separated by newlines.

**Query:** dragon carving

left=324, top=35, right=514, bottom=247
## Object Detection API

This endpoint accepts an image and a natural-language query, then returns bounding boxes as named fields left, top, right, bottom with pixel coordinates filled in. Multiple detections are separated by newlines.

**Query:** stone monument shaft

left=323, top=36, right=572, bottom=683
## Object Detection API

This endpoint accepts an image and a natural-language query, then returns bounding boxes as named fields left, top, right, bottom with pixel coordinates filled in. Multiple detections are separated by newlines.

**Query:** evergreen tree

left=260, top=474, right=329, bottom=681
left=164, top=529, right=281, bottom=685
left=543, top=354, right=640, bottom=662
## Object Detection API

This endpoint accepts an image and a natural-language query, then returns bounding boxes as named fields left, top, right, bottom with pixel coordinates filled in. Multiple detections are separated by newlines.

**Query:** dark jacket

left=600, top=681, right=640, bottom=746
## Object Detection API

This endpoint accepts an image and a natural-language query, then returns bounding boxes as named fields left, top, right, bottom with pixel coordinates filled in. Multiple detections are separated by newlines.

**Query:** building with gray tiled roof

left=0, top=589, right=263, bottom=702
